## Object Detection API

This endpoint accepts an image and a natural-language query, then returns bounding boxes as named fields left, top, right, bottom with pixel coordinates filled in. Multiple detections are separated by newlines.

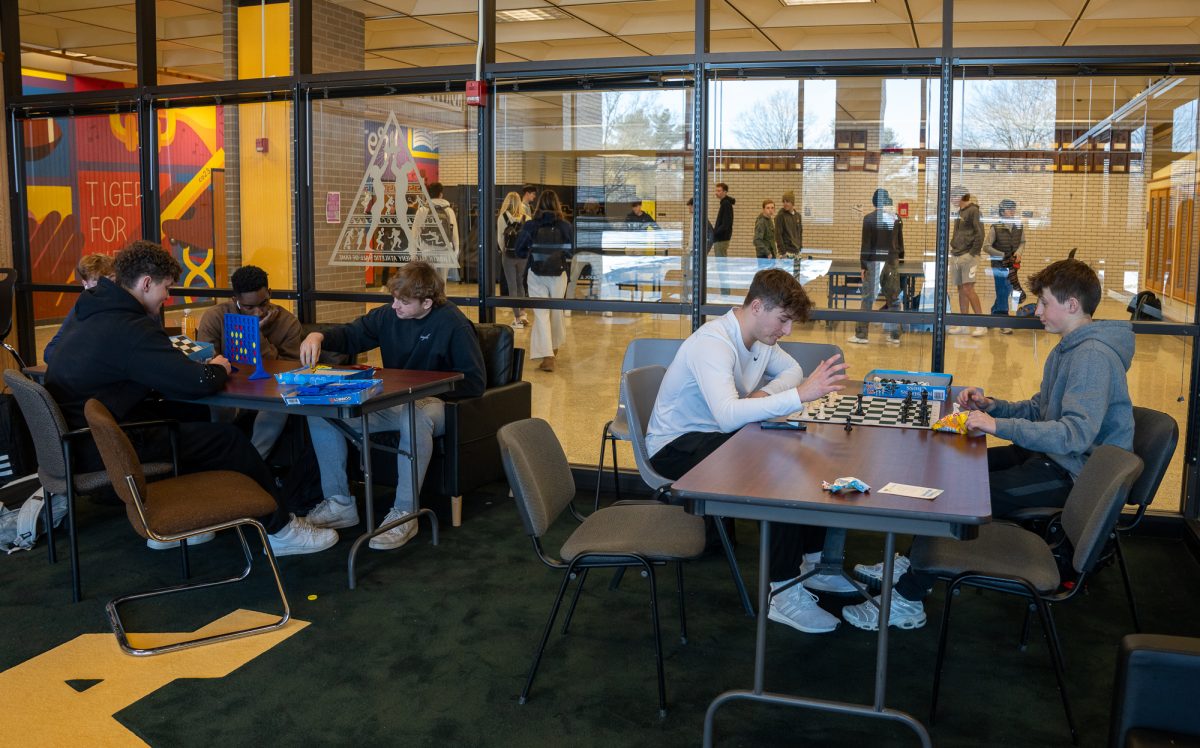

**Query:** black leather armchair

left=368, top=323, right=531, bottom=526
left=1110, top=634, right=1200, bottom=747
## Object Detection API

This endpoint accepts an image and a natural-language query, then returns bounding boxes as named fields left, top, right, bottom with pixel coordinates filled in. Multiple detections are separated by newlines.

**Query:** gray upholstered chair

left=1110, top=634, right=1200, bottom=747
left=622, top=364, right=754, bottom=618
left=85, top=399, right=291, bottom=656
left=1007, top=406, right=1178, bottom=632
left=915, top=444, right=1143, bottom=744
left=3, top=370, right=173, bottom=602
left=498, top=417, right=705, bottom=716
left=593, top=338, right=684, bottom=510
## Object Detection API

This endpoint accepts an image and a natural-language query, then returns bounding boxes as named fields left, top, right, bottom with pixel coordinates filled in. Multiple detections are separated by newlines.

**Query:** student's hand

left=796, top=355, right=849, bottom=403
left=965, top=410, right=997, bottom=435
left=299, top=332, right=324, bottom=368
left=957, top=386, right=991, bottom=411
left=208, top=355, right=232, bottom=375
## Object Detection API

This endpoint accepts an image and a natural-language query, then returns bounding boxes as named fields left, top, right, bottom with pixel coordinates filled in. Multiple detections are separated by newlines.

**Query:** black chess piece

left=854, top=394, right=865, bottom=416
left=844, top=414, right=853, bottom=432
left=918, top=390, right=930, bottom=426
left=901, top=392, right=912, bottom=423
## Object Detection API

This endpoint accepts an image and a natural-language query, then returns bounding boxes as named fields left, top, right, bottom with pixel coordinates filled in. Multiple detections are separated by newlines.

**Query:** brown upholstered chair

left=84, top=399, right=291, bottom=656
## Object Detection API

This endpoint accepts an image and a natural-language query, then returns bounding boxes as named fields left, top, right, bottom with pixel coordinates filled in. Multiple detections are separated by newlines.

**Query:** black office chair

left=1110, top=634, right=1200, bottom=747
left=0, top=268, right=26, bottom=370
left=914, top=445, right=1143, bottom=744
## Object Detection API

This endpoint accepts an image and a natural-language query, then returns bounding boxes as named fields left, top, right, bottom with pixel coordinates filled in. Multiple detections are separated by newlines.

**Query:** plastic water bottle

left=182, top=308, right=193, bottom=339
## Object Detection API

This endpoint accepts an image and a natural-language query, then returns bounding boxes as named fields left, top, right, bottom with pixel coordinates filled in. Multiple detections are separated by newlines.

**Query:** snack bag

left=822, top=477, right=870, bottom=494
left=931, top=410, right=970, bottom=434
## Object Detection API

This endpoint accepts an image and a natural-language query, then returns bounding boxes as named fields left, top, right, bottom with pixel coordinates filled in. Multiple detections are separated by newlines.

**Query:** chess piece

left=855, top=394, right=865, bottom=416
left=844, top=415, right=853, bottom=432
left=901, top=392, right=912, bottom=423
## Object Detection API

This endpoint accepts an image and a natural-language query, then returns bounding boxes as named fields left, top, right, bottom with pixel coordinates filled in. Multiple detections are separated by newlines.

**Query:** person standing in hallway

left=775, top=190, right=803, bottom=257
left=710, top=183, right=735, bottom=296
left=848, top=188, right=903, bottom=346
left=753, top=199, right=778, bottom=259
left=497, top=191, right=529, bottom=329
left=948, top=191, right=986, bottom=336
left=985, top=197, right=1025, bottom=334
left=515, top=190, right=573, bottom=372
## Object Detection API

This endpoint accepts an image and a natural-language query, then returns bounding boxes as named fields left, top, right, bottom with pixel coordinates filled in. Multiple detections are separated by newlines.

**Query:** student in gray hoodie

left=842, top=258, right=1134, bottom=631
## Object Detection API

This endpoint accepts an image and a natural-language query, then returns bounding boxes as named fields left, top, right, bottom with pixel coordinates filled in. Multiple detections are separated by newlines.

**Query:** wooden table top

left=672, top=419, right=991, bottom=528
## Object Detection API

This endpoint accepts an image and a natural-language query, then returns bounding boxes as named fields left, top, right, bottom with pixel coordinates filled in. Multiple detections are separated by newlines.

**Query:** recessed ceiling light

left=497, top=7, right=572, bottom=22
left=779, top=0, right=873, bottom=6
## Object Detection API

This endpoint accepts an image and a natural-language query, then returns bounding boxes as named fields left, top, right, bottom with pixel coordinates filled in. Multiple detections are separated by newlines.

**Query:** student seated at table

left=844, top=258, right=1134, bottom=631
left=43, top=253, right=116, bottom=364
left=298, top=261, right=486, bottom=550
left=45, top=241, right=338, bottom=556
left=646, top=268, right=853, bottom=634
left=197, top=265, right=303, bottom=459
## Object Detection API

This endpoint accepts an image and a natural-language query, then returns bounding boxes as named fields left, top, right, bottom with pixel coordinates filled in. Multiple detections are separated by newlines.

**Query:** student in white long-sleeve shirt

left=647, top=268, right=853, bottom=634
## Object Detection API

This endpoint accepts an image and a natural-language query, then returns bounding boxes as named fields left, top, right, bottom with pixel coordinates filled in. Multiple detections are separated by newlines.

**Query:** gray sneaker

left=853, top=553, right=911, bottom=589
left=147, top=531, right=216, bottom=550
left=268, top=515, right=338, bottom=557
left=842, top=593, right=926, bottom=631
left=767, top=582, right=839, bottom=633
left=306, top=495, right=359, bottom=529
left=368, top=508, right=418, bottom=550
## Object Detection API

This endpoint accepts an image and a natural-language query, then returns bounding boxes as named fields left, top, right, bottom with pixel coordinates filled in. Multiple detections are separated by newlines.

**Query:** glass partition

left=316, top=0, right=478, bottom=72
left=156, top=0, right=289, bottom=84
left=709, top=0, right=943, bottom=55
left=494, top=81, right=694, bottom=313
left=17, top=1, right=137, bottom=91
left=312, top=91, right=479, bottom=322
left=496, top=0, right=693, bottom=62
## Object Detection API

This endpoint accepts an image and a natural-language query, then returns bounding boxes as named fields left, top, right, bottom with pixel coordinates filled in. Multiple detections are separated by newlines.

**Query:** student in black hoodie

left=299, top=261, right=485, bottom=550
left=710, top=182, right=735, bottom=296
left=45, top=241, right=338, bottom=556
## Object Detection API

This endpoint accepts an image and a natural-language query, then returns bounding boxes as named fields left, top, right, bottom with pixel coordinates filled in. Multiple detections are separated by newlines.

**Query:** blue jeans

left=990, top=264, right=1012, bottom=315
left=307, top=397, right=445, bottom=514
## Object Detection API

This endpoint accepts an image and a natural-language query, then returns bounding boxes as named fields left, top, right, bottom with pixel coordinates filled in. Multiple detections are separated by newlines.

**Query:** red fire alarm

left=466, top=80, right=488, bottom=107
left=898, top=201, right=909, bottom=218
left=255, top=137, right=269, bottom=153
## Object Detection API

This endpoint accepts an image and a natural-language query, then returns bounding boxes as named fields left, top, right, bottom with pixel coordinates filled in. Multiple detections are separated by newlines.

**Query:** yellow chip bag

left=931, top=410, right=969, bottom=434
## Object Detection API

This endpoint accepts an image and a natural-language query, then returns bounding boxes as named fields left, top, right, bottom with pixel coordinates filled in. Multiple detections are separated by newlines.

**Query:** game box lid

left=275, top=364, right=377, bottom=386
left=862, top=369, right=952, bottom=401
left=169, top=335, right=215, bottom=363
left=280, top=379, right=383, bottom=406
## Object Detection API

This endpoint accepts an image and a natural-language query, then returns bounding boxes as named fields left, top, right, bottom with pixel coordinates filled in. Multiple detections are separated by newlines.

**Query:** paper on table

left=879, top=482, right=943, bottom=500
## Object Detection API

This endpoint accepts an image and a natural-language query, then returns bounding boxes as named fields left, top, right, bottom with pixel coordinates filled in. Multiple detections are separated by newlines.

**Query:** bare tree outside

left=959, top=79, right=1056, bottom=150
left=733, top=90, right=800, bottom=149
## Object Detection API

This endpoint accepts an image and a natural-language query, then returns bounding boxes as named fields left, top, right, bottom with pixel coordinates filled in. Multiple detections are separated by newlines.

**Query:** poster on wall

left=328, top=111, right=455, bottom=270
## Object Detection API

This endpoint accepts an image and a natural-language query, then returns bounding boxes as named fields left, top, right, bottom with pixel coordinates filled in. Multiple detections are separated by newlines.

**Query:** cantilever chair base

left=106, top=520, right=291, bottom=657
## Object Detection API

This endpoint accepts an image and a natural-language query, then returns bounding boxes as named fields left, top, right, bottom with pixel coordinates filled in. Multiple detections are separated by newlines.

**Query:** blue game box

left=862, top=369, right=952, bottom=401
left=274, top=364, right=377, bottom=386
left=169, top=335, right=216, bottom=363
left=279, top=379, right=383, bottom=406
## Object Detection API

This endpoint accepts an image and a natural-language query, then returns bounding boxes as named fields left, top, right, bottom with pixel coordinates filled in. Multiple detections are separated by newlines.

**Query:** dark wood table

left=29, top=359, right=464, bottom=589
left=671, top=419, right=991, bottom=747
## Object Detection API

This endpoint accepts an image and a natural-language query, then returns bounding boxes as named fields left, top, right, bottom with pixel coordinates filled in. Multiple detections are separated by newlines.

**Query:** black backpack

left=528, top=223, right=572, bottom=277
left=1127, top=290, right=1163, bottom=321
left=501, top=214, right=521, bottom=256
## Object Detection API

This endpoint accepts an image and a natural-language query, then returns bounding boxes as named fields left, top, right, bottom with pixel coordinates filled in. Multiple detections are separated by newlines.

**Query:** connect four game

left=224, top=313, right=271, bottom=380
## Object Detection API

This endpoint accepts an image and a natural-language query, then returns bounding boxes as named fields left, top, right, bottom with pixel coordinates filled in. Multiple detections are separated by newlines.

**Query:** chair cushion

left=475, top=323, right=515, bottom=387
left=910, top=522, right=1062, bottom=594
left=134, top=471, right=278, bottom=537
left=559, top=504, right=705, bottom=562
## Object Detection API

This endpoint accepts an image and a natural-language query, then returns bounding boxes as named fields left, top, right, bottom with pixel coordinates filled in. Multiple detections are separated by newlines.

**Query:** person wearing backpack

left=515, top=190, right=573, bottom=372
left=496, top=191, right=529, bottom=329
left=413, top=182, right=460, bottom=281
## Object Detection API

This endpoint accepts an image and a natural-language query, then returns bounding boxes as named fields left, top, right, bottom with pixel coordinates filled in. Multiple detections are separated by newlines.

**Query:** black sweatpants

left=650, top=430, right=827, bottom=582
left=895, top=444, right=1075, bottom=601
left=77, top=408, right=292, bottom=534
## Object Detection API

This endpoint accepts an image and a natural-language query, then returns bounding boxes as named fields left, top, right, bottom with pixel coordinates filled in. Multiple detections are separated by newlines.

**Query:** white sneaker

left=268, top=515, right=338, bottom=557
left=768, top=582, right=839, bottom=633
left=842, top=593, right=926, bottom=631
left=853, top=553, right=911, bottom=588
left=368, top=507, right=418, bottom=550
left=847, top=335, right=869, bottom=345
left=886, top=335, right=901, bottom=346
left=147, top=531, right=216, bottom=550
left=947, top=326, right=968, bottom=335
left=999, top=327, right=1013, bottom=335
left=971, top=326, right=987, bottom=337
left=306, top=495, right=359, bottom=529
left=799, top=558, right=860, bottom=595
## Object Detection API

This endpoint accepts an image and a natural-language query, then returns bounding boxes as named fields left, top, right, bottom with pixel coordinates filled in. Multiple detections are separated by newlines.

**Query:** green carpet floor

left=3, top=484, right=1199, bottom=747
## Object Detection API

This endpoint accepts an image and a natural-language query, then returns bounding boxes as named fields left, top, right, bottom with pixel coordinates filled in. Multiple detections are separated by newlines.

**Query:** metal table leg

left=346, top=406, right=440, bottom=589
left=702, top=525, right=932, bottom=748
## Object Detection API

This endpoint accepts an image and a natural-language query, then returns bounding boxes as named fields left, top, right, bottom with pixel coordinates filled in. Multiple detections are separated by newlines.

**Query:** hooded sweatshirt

left=950, top=200, right=984, bottom=256
left=45, top=277, right=228, bottom=429
left=713, top=195, right=735, bottom=242
left=987, top=320, right=1134, bottom=478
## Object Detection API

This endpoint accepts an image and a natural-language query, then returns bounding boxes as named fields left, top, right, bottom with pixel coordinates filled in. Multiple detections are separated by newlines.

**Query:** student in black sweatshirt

left=299, top=261, right=485, bottom=550
left=45, top=241, right=338, bottom=556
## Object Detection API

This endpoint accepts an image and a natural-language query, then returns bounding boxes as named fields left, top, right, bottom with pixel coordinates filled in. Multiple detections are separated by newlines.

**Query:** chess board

left=791, top=393, right=944, bottom=430
left=169, top=335, right=214, bottom=363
